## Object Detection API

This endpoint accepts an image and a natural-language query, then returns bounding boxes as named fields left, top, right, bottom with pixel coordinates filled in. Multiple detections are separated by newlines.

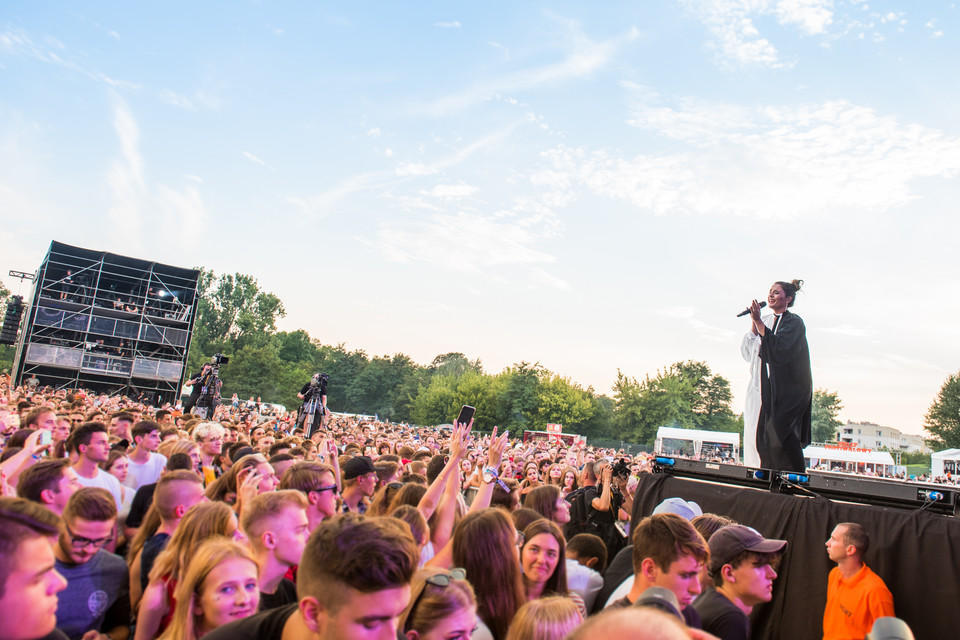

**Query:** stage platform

left=630, top=467, right=960, bottom=639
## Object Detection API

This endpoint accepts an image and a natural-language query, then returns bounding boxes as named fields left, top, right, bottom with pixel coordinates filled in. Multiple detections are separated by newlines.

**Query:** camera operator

left=591, top=458, right=634, bottom=557
left=296, top=373, right=328, bottom=437
left=183, top=355, right=227, bottom=419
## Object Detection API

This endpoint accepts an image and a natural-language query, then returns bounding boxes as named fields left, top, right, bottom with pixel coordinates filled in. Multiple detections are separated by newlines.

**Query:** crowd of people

left=0, top=377, right=912, bottom=640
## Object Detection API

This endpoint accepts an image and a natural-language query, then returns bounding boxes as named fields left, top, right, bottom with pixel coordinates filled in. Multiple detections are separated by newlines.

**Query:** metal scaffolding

left=12, top=241, right=200, bottom=405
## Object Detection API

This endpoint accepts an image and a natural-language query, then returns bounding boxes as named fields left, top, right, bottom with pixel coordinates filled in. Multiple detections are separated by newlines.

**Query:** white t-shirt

left=74, top=468, right=124, bottom=512
left=566, top=559, right=605, bottom=612
left=125, top=452, right=167, bottom=490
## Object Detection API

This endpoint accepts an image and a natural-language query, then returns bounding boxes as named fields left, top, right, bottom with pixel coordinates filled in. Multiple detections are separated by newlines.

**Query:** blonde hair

left=158, top=438, right=199, bottom=460
left=240, top=490, right=308, bottom=546
left=506, top=596, right=583, bottom=640
left=158, top=538, right=258, bottom=640
left=399, top=567, right=476, bottom=636
left=148, top=502, right=236, bottom=584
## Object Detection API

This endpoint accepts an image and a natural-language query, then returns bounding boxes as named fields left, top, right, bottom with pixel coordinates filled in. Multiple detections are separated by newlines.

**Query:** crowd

left=0, top=377, right=911, bottom=640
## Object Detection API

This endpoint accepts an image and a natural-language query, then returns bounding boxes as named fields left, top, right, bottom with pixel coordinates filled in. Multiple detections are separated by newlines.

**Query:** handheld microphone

left=737, top=301, right=766, bottom=317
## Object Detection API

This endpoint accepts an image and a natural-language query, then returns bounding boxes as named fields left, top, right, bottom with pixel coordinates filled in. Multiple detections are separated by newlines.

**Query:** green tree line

left=186, top=270, right=751, bottom=444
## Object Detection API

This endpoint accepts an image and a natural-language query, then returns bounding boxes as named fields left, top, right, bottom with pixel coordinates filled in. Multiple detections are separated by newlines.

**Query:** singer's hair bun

left=791, top=279, right=803, bottom=292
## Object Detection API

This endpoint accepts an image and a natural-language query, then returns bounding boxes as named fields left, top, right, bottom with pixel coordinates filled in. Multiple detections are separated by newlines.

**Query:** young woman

left=101, top=449, right=135, bottom=519
left=505, top=596, right=583, bottom=640
left=561, top=466, right=579, bottom=497
left=524, top=485, right=571, bottom=528
left=399, top=567, right=478, bottom=640
left=158, top=538, right=259, bottom=640
left=135, top=502, right=242, bottom=640
left=452, top=509, right=526, bottom=640
left=545, top=464, right=564, bottom=487
left=519, top=520, right=585, bottom=616
left=518, top=462, right=541, bottom=505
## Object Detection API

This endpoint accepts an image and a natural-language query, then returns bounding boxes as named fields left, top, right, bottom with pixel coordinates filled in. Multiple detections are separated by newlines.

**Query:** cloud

left=377, top=209, right=559, bottom=275
left=0, top=26, right=139, bottom=89
left=679, top=0, right=834, bottom=69
left=366, top=127, right=381, bottom=138
left=656, top=307, right=736, bottom=341
left=427, top=184, right=480, bottom=199
left=488, top=41, right=511, bottom=61
left=184, top=174, right=204, bottom=184
left=418, top=20, right=637, bottom=116
left=533, top=91, right=960, bottom=219
left=105, top=95, right=145, bottom=245
left=157, top=184, right=207, bottom=242
left=822, top=324, right=874, bottom=337
left=159, top=89, right=196, bottom=111
left=435, top=21, right=462, bottom=28
left=241, top=151, right=276, bottom=172
left=396, top=162, right=439, bottom=176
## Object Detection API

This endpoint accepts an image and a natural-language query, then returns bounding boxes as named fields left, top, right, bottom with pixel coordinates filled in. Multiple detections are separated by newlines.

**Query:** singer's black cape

left=757, top=310, right=812, bottom=472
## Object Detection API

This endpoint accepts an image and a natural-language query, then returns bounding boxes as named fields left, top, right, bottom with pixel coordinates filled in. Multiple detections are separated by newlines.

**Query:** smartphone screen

left=39, top=430, right=53, bottom=446
left=456, top=405, right=475, bottom=425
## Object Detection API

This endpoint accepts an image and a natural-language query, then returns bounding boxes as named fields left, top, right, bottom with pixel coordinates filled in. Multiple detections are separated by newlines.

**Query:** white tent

left=804, top=445, right=896, bottom=476
left=931, top=449, right=960, bottom=478
left=655, top=427, right=740, bottom=461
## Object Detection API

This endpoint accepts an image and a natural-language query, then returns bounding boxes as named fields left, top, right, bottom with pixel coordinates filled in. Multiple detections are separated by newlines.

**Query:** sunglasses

left=405, top=569, right=467, bottom=632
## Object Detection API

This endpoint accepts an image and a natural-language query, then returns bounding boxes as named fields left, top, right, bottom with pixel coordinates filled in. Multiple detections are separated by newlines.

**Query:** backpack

left=563, top=486, right=602, bottom=538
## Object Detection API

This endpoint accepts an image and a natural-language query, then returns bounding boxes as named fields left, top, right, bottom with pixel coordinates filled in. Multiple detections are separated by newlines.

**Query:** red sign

left=546, top=423, right=562, bottom=434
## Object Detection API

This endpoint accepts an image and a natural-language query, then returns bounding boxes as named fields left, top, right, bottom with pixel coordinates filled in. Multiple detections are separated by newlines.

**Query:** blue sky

left=2, top=1, right=958, bottom=436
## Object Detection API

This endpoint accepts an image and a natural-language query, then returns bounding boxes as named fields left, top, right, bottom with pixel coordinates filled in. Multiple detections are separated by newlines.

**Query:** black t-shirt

left=140, top=532, right=170, bottom=591
left=259, top=578, right=298, bottom=612
left=126, top=482, right=157, bottom=529
left=204, top=603, right=297, bottom=640
left=692, top=587, right=750, bottom=640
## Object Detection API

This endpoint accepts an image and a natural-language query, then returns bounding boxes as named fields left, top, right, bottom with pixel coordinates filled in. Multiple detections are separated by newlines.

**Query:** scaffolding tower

left=12, top=241, right=200, bottom=405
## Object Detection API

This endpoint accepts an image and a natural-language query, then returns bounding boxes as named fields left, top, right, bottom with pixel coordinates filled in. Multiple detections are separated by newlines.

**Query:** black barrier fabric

left=631, top=473, right=960, bottom=640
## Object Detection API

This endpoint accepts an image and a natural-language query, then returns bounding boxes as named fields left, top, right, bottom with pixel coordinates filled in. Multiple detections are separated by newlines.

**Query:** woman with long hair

left=157, top=538, right=259, bottom=640
left=399, top=567, right=477, bottom=640
left=452, top=509, right=526, bottom=640
left=560, top=466, right=579, bottom=497
left=519, top=520, right=585, bottom=616
left=135, top=502, right=241, bottom=640
left=545, top=464, right=564, bottom=487
left=524, top=485, right=571, bottom=528
left=518, top=462, right=541, bottom=505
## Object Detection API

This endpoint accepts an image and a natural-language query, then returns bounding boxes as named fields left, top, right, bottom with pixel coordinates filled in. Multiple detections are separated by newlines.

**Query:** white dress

left=740, top=315, right=775, bottom=468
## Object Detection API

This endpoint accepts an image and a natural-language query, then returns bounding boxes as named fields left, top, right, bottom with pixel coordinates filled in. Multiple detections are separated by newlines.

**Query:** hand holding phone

left=456, top=405, right=475, bottom=426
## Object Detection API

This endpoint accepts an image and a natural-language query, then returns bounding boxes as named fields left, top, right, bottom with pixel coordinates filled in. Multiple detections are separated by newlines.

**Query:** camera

left=611, top=458, right=631, bottom=481
left=210, top=353, right=230, bottom=366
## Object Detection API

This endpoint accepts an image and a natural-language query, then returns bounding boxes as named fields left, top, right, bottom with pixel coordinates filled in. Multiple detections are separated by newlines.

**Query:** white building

left=837, top=421, right=931, bottom=454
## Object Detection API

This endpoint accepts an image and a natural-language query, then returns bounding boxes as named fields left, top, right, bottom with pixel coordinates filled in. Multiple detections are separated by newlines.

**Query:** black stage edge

left=631, top=472, right=960, bottom=640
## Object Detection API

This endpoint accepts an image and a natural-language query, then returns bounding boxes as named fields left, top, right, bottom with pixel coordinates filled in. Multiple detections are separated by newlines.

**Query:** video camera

left=611, top=458, right=631, bottom=481
left=210, top=353, right=230, bottom=366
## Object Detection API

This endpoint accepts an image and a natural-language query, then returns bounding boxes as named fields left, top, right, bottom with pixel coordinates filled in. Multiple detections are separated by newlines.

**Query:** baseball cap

left=652, top=497, right=703, bottom=521
left=708, top=524, right=787, bottom=573
left=342, top=455, right=377, bottom=480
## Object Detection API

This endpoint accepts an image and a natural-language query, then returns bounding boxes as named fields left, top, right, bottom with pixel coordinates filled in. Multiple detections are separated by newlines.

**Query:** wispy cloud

left=533, top=89, right=960, bottom=219
left=0, top=26, right=139, bottom=89
left=435, top=21, right=461, bottom=28
left=241, top=151, right=276, bottom=172
left=657, top=306, right=736, bottom=341
left=679, top=0, right=834, bottom=69
left=184, top=174, right=204, bottom=184
left=427, top=183, right=480, bottom=199
left=105, top=95, right=145, bottom=245
left=417, top=19, right=638, bottom=116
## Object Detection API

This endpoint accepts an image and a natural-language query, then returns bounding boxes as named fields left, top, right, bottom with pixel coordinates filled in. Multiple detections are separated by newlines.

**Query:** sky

left=2, top=1, right=959, bottom=437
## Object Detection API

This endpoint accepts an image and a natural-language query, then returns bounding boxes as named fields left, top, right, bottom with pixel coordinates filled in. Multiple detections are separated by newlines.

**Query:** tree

left=494, top=362, right=544, bottom=435
left=0, top=278, right=13, bottom=371
left=189, top=269, right=286, bottom=371
left=535, top=375, right=596, bottom=431
left=811, top=389, right=843, bottom=443
left=430, top=352, right=483, bottom=378
left=924, top=372, right=960, bottom=449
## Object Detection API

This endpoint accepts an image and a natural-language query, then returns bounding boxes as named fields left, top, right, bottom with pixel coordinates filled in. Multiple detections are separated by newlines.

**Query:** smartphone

left=39, top=430, right=53, bottom=446
left=456, top=405, right=476, bottom=425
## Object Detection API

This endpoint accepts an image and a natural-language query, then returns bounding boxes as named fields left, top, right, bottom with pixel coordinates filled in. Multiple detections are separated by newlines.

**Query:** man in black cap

left=339, top=455, right=377, bottom=514
left=692, top=524, right=786, bottom=640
